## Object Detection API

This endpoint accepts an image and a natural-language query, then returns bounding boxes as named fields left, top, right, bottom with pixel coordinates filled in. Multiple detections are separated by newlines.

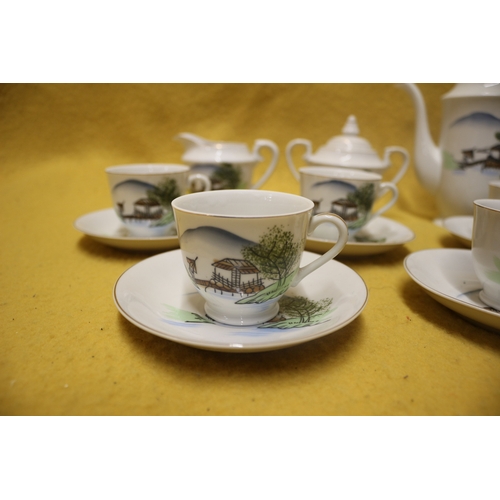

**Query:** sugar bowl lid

left=307, top=115, right=388, bottom=169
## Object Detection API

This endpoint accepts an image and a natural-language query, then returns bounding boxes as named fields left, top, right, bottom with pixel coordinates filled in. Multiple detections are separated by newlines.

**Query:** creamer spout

left=174, top=132, right=213, bottom=149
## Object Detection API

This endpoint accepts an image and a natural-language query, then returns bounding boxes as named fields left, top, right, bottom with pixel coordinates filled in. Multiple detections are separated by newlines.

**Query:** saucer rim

left=74, top=208, right=179, bottom=250
left=442, top=215, right=473, bottom=246
left=306, top=216, right=415, bottom=256
left=113, top=249, right=369, bottom=352
left=404, top=248, right=500, bottom=331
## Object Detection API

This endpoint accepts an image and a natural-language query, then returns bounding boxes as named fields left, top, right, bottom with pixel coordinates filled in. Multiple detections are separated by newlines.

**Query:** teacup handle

left=291, top=213, right=348, bottom=287
left=371, top=182, right=399, bottom=219
left=188, top=173, right=212, bottom=192
left=383, top=146, right=409, bottom=184
left=285, top=138, right=312, bottom=181
left=251, top=139, right=280, bottom=189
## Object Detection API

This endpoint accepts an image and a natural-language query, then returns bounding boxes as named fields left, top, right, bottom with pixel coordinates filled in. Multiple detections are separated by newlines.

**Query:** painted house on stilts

left=209, top=258, right=264, bottom=295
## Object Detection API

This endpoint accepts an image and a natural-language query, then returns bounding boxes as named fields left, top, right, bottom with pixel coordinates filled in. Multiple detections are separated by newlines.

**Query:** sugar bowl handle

left=383, top=146, right=410, bottom=184
left=286, top=138, right=312, bottom=181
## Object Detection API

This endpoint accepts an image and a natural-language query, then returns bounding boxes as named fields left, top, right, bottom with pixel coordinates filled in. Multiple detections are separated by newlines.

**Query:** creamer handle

left=383, top=146, right=410, bottom=185
left=251, top=139, right=280, bottom=189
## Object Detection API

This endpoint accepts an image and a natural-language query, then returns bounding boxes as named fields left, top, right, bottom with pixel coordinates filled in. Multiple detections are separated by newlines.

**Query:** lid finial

left=342, top=115, right=359, bottom=136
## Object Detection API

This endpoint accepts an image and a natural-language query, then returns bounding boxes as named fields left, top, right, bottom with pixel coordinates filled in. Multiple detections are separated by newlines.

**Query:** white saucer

left=74, top=208, right=179, bottom=251
left=442, top=216, right=473, bottom=247
left=113, top=249, right=368, bottom=352
left=306, top=216, right=415, bottom=257
left=404, top=248, right=500, bottom=332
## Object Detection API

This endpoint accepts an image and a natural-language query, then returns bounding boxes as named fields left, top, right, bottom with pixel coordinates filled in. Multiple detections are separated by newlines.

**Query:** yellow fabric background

left=1, top=83, right=500, bottom=416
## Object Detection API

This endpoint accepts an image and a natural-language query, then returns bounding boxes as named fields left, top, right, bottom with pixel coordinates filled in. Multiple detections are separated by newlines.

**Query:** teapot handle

left=285, top=138, right=312, bottom=181
left=383, top=146, right=410, bottom=184
left=251, top=139, right=280, bottom=190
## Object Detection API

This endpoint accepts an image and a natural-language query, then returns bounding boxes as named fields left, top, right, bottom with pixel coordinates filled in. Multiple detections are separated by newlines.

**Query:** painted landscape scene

left=113, top=178, right=180, bottom=228
left=180, top=224, right=304, bottom=304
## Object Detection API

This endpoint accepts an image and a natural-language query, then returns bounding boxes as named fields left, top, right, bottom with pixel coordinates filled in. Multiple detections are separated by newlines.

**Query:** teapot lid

left=306, top=116, right=388, bottom=169
left=176, top=133, right=258, bottom=164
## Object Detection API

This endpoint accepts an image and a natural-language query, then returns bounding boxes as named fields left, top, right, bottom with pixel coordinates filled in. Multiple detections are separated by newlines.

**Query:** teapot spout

left=397, top=83, right=442, bottom=193
left=174, top=132, right=213, bottom=149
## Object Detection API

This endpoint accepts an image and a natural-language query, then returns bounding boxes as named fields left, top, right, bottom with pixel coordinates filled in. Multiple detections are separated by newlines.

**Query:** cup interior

left=106, top=164, right=188, bottom=175
left=172, top=190, right=313, bottom=217
left=474, top=199, right=500, bottom=212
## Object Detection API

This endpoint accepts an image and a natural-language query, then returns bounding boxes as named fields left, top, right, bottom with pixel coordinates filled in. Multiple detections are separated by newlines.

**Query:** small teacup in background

left=472, top=198, right=500, bottom=310
left=106, top=164, right=211, bottom=237
left=172, top=190, right=348, bottom=326
left=488, top=180, right=500, bottom=199
left=298, top=166, right=399, bottom=234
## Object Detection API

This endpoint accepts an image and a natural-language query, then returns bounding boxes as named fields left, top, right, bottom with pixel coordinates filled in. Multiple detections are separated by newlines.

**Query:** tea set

left=76, top=83, right=500, bottom=349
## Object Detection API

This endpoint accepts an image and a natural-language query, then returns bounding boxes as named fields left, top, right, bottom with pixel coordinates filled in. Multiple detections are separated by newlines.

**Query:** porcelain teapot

left=286, top=115, right=409, bottom=184
left=399, top=83, right=500, bottom=218
left=175, top=132, right=279, bottom=190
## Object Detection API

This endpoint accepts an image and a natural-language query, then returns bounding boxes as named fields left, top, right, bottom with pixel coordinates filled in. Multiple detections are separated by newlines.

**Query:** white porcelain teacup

left=172, top=190, right=348, bottom=326
left=472, top=199, right=500, bottom=310
left=298, top=166, right=399, bottom=234
left=106, top=164, right=211, bottom=237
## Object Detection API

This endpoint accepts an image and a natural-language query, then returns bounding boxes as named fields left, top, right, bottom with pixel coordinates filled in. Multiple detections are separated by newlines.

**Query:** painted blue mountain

left=451, top=112, right=500, bottom=128
left=112, top=179, right=156, bottom=200
left=113, top=179, right=156, bottom=191
left=180, top=226, right=257, bottom=260
left=312, top=179, right=356, bottom=191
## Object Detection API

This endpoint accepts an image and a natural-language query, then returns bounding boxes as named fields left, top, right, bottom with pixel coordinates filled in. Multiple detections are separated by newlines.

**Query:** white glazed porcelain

left=472, top=199, right=500, bottom=310
left=176, top=132, right=279, bottom=190
left=306, top=216, right=415, bottom=256
left=442, top=215, right=473, bottom=247
left=298, top=166, right=398, bottom=234
left=74, top=209, right=179, bottom=251
left=106, top=164, right=211, bottom=237
left=489, top=180, right=500, bottom=198
left=113, top=249, right=368, bottom=352
left=399, top=83, right=500, bottom=217
left=171, top=190, right=348, bottom=326
left=286, top=115, right=409, bottom=184
left=404, top=248, right=500, bottom=332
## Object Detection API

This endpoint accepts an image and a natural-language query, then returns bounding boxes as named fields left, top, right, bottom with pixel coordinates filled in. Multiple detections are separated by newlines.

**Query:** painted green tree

left=278, top=295, right=333, bottom=324
left=241, top=225, right=302, bottom=287
left=212, top=163, right=242, bottom=189
left=347, top=183, right=375, bottom=213
left=486, top=256, right=500, bottom=284
left=147, top=179, right=180, bottom=208
left=146, top=179, right=180, bottom=227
